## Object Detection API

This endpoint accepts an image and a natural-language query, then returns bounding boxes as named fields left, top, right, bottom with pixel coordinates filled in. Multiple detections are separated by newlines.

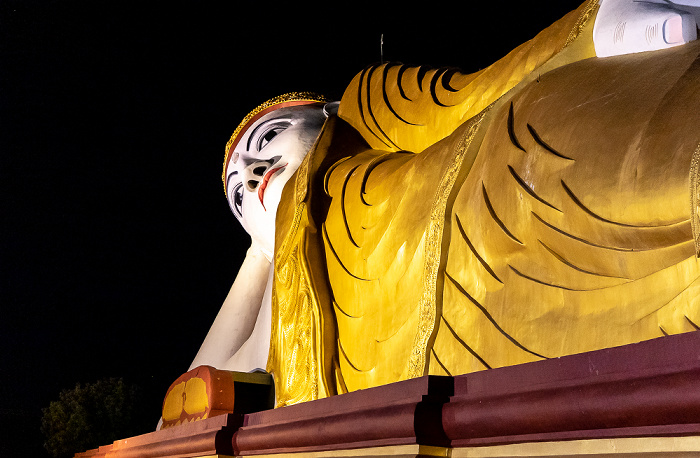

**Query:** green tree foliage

left=41, top=378, right=151, bottom=458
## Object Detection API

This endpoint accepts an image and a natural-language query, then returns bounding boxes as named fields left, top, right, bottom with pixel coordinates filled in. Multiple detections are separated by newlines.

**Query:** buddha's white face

left=225, top=105, right=327, bottom=259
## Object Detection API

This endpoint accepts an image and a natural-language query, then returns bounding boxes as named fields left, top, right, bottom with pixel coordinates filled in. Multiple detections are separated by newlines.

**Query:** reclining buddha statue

left=162, top=0, right=700, bottom=423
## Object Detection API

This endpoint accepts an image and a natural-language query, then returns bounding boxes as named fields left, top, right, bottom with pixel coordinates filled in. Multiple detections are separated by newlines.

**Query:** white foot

left=593, top=0, right=698, bottom=57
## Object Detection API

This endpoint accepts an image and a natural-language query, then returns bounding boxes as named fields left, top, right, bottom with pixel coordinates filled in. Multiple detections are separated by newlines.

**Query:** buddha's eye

left=231, top=182, right=243, bottom=218
left=256, top=122, right=290, bottom=151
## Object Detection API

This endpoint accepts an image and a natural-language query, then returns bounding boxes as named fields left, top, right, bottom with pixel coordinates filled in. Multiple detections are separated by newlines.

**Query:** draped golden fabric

left=323, top=111, right=490, bottom=391
left=268, top=119, right=342, bottom=406
left=337, top=0, right=599, bottom=154
left=270, top=0, right=700, bottom=402
left=431, top=41, right=700, bottom=376
left=326, top=42, right=700, bottom=390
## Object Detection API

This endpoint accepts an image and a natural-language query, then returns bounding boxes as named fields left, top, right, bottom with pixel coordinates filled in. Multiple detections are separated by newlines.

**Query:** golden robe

left=268, top=0, right=700, bottom=405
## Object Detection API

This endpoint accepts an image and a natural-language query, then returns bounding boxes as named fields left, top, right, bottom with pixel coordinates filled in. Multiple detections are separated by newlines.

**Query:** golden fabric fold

left=337, top=0, right=599, bottom=154
left=268, top=1, right=700, bottom=402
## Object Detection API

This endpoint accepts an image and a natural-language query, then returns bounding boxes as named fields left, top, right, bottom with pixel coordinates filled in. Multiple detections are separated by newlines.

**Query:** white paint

left=189, top=242, right=272, bottom=372
left=224, top=105, right=328, bottom=260
left=189, top=103, right=332, bottom=375
left=593, top=0, right=699, bottom=57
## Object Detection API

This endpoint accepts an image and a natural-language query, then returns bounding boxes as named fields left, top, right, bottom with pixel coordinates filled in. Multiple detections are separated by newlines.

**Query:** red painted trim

left=74, top=332, right=700, bottom=457
left=444, top=332, right=700, bottom=447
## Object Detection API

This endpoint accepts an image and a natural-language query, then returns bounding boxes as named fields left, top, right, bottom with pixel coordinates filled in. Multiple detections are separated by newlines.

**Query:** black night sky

left=1, top=1, right=584, bottom=455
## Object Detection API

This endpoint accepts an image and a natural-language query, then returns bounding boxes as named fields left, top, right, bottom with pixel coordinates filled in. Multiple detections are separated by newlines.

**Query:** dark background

left=1, top=1, right=584, bottom=455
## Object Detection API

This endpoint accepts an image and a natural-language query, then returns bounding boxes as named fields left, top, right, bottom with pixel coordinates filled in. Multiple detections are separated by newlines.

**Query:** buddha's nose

left=242, top=162, right=269, bottom=192
left=242, top=156, right=281, bottom=192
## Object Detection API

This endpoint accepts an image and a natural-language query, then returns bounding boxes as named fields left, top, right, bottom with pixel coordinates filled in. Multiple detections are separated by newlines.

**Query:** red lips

left=258, top=165, right=286, bottom=211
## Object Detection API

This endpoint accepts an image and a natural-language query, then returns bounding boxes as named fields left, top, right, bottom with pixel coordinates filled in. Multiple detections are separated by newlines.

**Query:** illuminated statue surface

left=188, top=0, right=700, bottom=410
left=190, top=97, right=332, bottom=375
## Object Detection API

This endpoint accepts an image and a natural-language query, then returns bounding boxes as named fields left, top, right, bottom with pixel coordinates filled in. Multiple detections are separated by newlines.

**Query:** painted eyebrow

left=245, top=118, right=291, bottom=151
left=226, top=170, right=239, bottom=190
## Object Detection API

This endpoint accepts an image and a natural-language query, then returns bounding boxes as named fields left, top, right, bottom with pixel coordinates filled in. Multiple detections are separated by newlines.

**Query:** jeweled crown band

left=222, top=92, right=331, bottom=195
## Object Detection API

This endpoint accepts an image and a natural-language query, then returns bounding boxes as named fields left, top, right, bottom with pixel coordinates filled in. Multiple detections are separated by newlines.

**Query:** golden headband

left=222, top=92, right=331, bottom=194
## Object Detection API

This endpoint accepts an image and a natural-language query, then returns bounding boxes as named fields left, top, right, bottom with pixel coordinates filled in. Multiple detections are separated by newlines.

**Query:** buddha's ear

left=323, top=101, right=340, bottom=117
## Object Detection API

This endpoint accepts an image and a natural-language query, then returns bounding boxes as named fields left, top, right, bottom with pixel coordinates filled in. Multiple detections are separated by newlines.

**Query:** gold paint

left=267, top=122, right=336, bottom=406
left=263, top=2, right=700, bottom=402
left=268, top=202, right=319, bottom=406
left=192, top=456, right=236, bottom=458
left=242, top=444, right=450, bottom=458
left=192, top=456, right=235, bottom=458
left=321, top=107, right=497, bottom=391
left=451, top=436, right=700, bottom=457
left=418, top=445, right=452, bottom=457
left=337, top=1, right=596, bottom=155
left=690, top=143, right=700, bottom=256
left=407, top=109, right=489, bottom=378
left=564, top=0, right=600, bottom=47
left=430, top=40, right=700, bottom=375
left=324, top=149, right=431, bottom=390
left=294, top=129, right=314, bottom=205
left=161, top=381, right=185, bottom=421
left=183, top=377, right=208, bottom=415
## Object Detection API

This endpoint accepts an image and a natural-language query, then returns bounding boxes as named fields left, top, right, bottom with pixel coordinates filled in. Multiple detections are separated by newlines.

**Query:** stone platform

left=76, top=331, right=700, bottom=457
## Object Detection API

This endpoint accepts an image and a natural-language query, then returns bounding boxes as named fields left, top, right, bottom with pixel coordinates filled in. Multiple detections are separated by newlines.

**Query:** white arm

left=189, top=241, right=271, bottom=370
left=220, top=265, right=273, bottom=372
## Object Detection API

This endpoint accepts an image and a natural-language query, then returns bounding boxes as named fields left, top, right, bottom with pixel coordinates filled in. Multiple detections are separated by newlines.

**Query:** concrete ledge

left=234, top=375, right=452, bottom=455
left=75, top=413, right=241, bottom=458
left=75, top=332, right=700, bottom=457
left=444, top=333, right=700, bottom=447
